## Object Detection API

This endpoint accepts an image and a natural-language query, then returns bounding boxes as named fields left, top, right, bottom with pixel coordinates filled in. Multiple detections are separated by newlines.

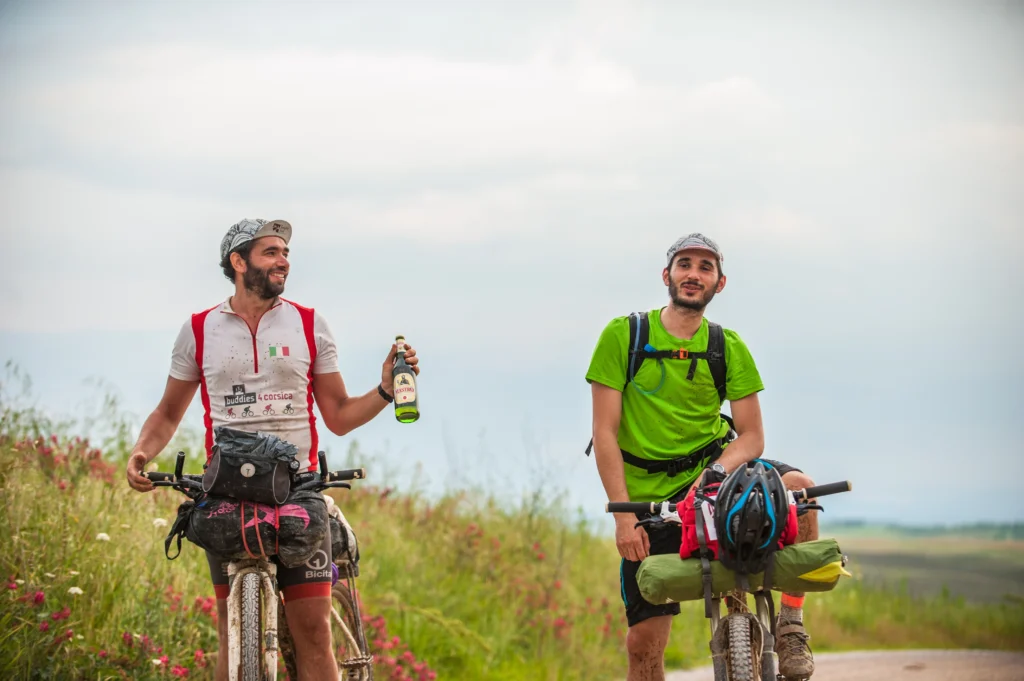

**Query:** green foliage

left=1, top=375, right=1022, bottom=679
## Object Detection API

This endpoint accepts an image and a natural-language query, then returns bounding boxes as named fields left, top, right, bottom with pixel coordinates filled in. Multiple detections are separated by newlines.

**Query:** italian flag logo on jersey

left=269, top=345, right=290, bottom=358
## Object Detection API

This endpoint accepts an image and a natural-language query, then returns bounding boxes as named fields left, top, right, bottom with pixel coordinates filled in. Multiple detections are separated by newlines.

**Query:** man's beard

left=243, top=264, right=286, bottom=300
left=668, top=272, right=717, bottom=311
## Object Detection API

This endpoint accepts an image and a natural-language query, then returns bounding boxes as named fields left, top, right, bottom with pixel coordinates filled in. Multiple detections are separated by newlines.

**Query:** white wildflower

left=152, top=659, right=163, bottom=666
left=120, top=524, right=131, bottom=529
left=68, top=587, right=83, bottom=596
left=68, top=571, right=79, bottom=576
left=152, top=518, right=168, bottom=528
left=76, top=634, right=84, bottom=640
left=95, top=533, right=110, bottom=542
left=44, top=573, right=56, bottom=579
left=15, top=579, right=24, bottom=585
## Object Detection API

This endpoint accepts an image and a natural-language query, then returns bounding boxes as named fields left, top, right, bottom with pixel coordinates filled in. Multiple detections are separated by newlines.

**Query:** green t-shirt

left=586, top=309, right=764, bottom=502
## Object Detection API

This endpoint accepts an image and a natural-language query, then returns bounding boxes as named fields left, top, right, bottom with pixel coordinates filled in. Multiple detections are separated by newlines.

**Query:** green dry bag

left=636, top=538, right=851, bottom=604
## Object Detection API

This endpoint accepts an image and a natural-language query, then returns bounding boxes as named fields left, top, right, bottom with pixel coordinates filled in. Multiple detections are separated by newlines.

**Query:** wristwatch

left=705, top=462, right=727, bottom=484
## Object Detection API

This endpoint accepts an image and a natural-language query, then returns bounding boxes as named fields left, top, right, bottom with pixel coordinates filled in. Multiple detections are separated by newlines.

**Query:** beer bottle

left=392, top=335, right=419, bottom=423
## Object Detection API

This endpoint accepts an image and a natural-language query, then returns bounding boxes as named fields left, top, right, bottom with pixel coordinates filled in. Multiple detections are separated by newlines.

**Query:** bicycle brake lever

left=634, top=518, right=665, bottom=530
left=320, top=482, right=352, bottom=490
left=796, top=503, right=824, bottom=516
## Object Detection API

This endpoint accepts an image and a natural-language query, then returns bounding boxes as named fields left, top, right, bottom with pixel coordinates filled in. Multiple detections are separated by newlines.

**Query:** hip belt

left=620, top=430, right=736, bottom=478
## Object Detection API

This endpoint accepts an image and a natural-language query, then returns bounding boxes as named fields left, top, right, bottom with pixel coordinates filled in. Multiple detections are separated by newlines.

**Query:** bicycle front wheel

left=725, top=614, right=758, bottom=681
left=239, top=572, right=263, bottom=681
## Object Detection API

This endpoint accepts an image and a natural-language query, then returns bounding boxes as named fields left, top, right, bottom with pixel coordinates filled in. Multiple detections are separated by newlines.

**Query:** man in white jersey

left=125, top=218, right=420, bottom=681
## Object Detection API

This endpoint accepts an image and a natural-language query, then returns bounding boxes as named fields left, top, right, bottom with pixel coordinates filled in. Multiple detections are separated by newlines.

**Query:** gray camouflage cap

left=220, top=218, right=292, bottom=261
left=666, top=233, right=723, bottom=266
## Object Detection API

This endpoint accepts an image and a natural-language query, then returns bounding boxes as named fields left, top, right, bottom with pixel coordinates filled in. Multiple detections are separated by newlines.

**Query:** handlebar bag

left=678, top=483, right=799, bottom=561
left=178, top=490, right=330, bottom=568
left=325, top=495, right=360, bottom=571
left=202, top=426, right=300, bottom=505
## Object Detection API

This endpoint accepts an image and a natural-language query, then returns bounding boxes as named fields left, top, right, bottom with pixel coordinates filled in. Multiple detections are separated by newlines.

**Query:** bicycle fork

left=227, top=561, right=280, bottom=681
left=707, top=591, right=778, bottom=681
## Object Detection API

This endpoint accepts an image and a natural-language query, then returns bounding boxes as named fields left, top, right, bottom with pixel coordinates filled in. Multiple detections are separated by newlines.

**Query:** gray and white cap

left=220, top=218, right=292, bottom=261
left=666, top=233, right=723, bottom=266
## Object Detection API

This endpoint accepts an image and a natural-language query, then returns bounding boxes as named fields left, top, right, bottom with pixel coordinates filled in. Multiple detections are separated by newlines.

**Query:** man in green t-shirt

left=587, top=234, right=819, bottom=681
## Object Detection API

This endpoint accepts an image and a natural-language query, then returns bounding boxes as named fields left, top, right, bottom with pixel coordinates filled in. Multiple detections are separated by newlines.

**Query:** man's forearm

left=131, top=410, right=182, bottom=463
left=715, top=431, right=765, bottom=473
left=329, top=388, right=391, bottom=436
left=593, top=430, right=630, bottom=503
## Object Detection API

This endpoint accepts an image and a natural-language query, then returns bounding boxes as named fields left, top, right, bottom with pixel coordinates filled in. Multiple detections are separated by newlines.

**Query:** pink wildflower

left=38, top=621, right=50, bottom=632
left=171, top=665, right=189, bottom=677
left=32, top=590, right=45, bottom=605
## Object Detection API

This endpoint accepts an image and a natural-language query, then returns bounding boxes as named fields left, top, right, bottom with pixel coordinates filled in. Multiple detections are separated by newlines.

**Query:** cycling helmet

left=713, top=460, right=790, bottom=574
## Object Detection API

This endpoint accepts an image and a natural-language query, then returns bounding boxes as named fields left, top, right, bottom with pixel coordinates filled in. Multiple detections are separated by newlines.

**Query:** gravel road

left=663, top=649, right=1024, bottom=681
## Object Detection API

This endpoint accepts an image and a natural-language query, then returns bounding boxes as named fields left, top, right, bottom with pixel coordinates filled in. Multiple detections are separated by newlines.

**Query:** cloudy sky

left=2, top=0, right=1021, bottom=526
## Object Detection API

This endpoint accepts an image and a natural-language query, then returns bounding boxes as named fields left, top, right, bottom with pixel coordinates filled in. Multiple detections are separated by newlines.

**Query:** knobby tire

left=726, top=614, right=758, bottom=681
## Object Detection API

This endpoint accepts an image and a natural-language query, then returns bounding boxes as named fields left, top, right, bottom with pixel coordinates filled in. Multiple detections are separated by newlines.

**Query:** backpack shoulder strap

left=585, top=311, right=650, bottom=456
left=625, top=311, right=650, bottom=388
left=706, top=321, right=727, bottom=403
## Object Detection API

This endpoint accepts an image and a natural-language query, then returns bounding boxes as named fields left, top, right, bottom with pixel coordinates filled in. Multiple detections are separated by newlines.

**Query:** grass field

left=828, top=533, right=1024, bottom=605
left=1, top=387, right=1022, bottom=680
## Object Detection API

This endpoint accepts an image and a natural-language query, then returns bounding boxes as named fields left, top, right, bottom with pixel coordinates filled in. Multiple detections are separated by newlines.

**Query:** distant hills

left=822, top=519, right=1024, bottom=541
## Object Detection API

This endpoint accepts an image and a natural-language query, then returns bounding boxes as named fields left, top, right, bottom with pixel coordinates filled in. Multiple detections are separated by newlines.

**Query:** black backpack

left=585, top=311, right=728, bottom=456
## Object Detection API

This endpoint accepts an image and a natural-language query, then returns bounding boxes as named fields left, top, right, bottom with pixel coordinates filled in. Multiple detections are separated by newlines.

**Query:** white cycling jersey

left=169, top=297, right=339, bottom=470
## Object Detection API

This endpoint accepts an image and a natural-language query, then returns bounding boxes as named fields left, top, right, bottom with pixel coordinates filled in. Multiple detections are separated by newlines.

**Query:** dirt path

left=664, top=649, right=1024, bottom=680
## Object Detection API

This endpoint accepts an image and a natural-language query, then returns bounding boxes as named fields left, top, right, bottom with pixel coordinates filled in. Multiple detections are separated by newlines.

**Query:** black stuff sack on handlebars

left=202, top=426, right=301, bottom=505
left=165, top=490, right=330, bottom=568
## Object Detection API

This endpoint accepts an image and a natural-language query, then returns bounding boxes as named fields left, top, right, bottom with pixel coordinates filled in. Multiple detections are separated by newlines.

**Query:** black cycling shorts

left=207, top=530, right=334, bottom=602
left=620, top=458, right=801, bottom=627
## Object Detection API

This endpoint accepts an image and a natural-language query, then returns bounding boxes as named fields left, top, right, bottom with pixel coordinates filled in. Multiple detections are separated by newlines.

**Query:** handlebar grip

left=144, top=472, right=175, bottom=483
left=606, top=502, right=659, bottom=513
left=327, top=468, right=365, bottom=482
left=799, top=480, right=852, bottom=500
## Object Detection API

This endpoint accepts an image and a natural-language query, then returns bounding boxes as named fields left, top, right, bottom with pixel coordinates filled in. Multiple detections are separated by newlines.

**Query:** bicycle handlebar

left=793, top=480, right=851, bottom=502
left=606, top=501, right=675, bottom=514
left=144, top=451, right=366, bottom=495
left=605, top=480, right=853, bottom=514
left=326, top=468, right=365, bottom=482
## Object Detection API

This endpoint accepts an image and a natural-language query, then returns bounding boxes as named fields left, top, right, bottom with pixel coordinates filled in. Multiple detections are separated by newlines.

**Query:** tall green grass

left=1, top=373, right=1022, bottom=679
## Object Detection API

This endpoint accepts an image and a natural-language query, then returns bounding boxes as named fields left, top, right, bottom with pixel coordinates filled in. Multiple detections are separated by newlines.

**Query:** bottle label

left=393, top=372, right=417, bottom=405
